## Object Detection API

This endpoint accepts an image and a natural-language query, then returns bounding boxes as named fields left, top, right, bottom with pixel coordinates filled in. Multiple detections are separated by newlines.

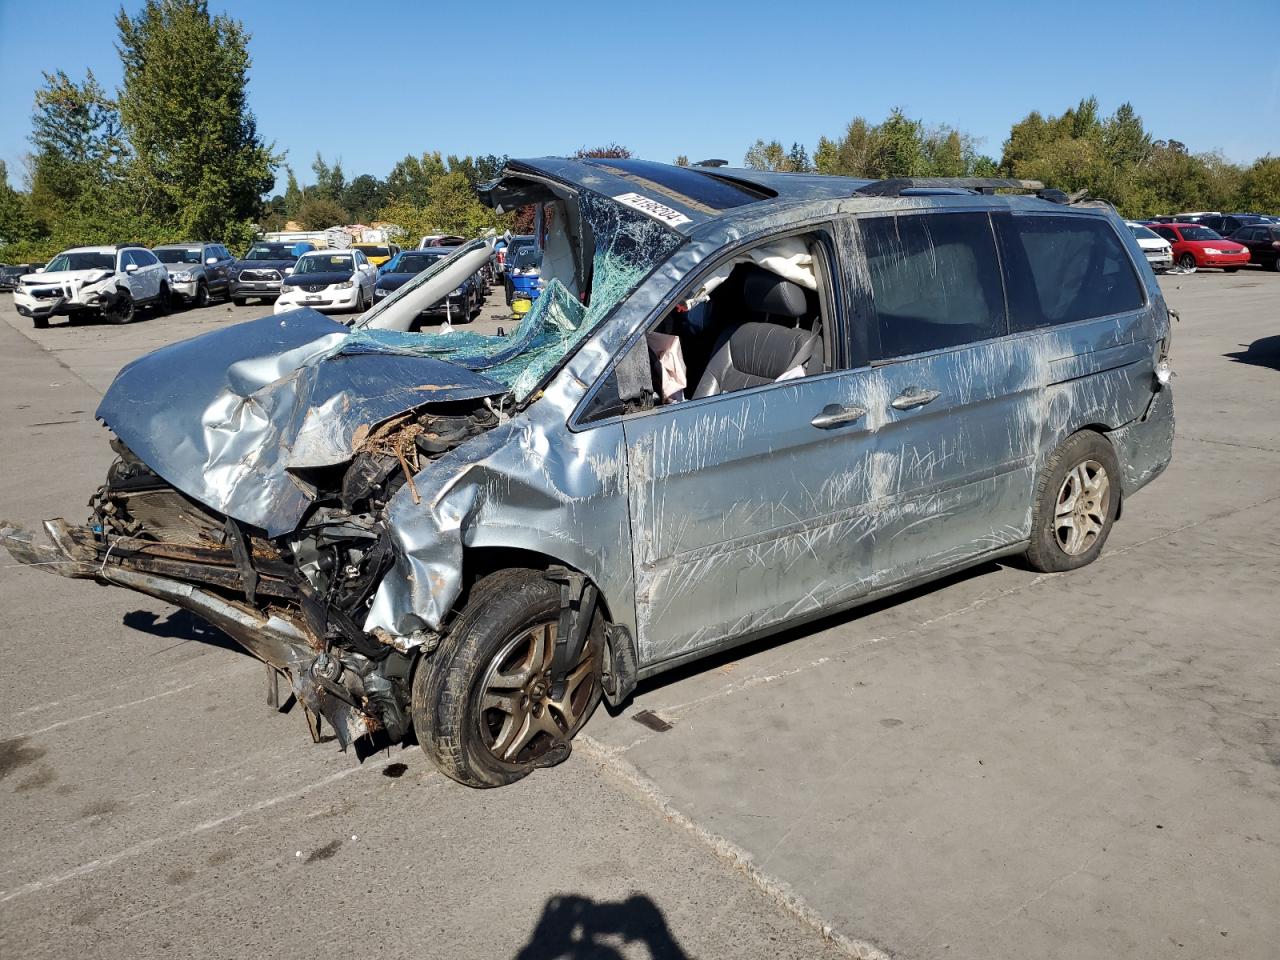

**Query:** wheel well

left=460, top=546, right=616, bottom=624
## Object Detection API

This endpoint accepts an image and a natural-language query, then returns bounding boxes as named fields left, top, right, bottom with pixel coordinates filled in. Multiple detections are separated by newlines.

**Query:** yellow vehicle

left=353, top=242, right=399, bottom=268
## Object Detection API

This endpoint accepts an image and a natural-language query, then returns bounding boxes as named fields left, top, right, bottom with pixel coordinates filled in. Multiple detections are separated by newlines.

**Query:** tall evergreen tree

left=115, top=0, right=277, bottom=242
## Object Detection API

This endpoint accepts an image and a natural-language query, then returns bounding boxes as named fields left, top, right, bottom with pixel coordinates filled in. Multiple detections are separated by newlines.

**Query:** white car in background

left=273, top=249, right=377, bottom=315
left=1126, top=222, right=1173, bottom=273
left=12, top=245, right=169, bottom=328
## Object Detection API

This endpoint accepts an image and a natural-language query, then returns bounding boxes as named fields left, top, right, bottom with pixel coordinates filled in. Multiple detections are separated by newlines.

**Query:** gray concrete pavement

left=2, top=268, right=1277, bottom=959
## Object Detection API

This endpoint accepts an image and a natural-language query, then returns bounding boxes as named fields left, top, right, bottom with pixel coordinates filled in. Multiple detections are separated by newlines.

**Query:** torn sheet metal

left=96, top=311, right=506, bottom=536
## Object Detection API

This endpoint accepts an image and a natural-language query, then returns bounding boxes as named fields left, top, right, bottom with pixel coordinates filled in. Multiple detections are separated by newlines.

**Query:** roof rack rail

left=855, top=177, right=1047, bottom=197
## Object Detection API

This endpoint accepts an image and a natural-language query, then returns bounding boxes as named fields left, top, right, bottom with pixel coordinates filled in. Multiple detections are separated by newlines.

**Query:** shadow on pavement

left=1225, top=335, right=1280, bottom=371
left=513, top=894, right=689, bottom=960
left=121, top=608, right=244, bottom=654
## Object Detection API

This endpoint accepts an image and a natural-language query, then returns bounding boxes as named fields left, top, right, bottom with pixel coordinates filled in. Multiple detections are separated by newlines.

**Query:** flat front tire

left=1025, top=431, right=1121, bottom=573
left=413, top=569, right=603, bottom=788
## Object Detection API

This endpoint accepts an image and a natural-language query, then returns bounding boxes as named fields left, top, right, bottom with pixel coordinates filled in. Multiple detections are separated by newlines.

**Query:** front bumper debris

left=0, top=518, right=379, bottom=749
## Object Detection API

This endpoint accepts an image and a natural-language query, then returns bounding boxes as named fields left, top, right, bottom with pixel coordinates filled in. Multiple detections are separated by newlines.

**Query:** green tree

left=294, top=194, right=347, bottom=230
left=386, top=151, right=446, bottom=205
left=867, top=108, right=925, bottom=178
left=282, top=165, right=302, bottom=220
left=343, top=174, right=387, bottom=222
left=744, top=139, right=812, bottom=172
left=573, top=144, right=632, bottom=159
left=673, top=155, right=690, bottom=167
left=311, top=153, right=346, bottom=204
left=0, top=161, right=40, bottom=246
left=115, top=0, right=277, bottom=244
left=28, top=70, right=126, bottom=225
left=1238, top=156, right=1280, bottom=213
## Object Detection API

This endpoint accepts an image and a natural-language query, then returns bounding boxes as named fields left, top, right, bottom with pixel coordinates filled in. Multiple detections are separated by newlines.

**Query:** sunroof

left=593, top=159, right=772, bottom=211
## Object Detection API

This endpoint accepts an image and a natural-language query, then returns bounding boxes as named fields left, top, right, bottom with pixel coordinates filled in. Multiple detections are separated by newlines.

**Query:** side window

left=119, top=250, right=137, bottom=271
left=133, top=248, right=159, bottom=266
left=859, top=212, right=1006, bottom=360
left=580, top=232, right=836, bottom=423
left=1152, top=227, right=1175, bottom=242
left=999, top=215, right=1144, bottom=332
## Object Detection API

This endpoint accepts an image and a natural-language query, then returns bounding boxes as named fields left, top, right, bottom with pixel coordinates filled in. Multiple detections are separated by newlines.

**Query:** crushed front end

left=1, top=398, right=501, bottom=751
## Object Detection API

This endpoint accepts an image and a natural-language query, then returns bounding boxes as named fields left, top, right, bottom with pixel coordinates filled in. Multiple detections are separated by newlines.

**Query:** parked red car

left=1150, top=223, right=1250, bottom=272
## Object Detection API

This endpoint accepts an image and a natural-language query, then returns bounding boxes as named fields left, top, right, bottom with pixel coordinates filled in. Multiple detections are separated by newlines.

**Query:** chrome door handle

left=890, top=388, right=941, bottom=411
left=810, top=403, right=867, bottom=429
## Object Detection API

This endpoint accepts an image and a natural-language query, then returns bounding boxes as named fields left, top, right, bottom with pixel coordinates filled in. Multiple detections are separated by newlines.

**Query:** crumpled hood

left=96, top=310, right=507, bottom=536
left=23, top=269, right=112, bottom=286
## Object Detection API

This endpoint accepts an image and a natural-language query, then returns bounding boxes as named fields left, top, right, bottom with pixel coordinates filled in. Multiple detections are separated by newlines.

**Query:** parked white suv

left=13, top=245, right=169, bottom=328
left=1125, top=222, right=1174, bottom=273
left=273, top=249, right=377, bottom=315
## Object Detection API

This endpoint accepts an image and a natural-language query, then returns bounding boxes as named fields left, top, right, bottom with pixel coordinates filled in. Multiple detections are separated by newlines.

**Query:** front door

left=622, top=368, right=883, bottom=666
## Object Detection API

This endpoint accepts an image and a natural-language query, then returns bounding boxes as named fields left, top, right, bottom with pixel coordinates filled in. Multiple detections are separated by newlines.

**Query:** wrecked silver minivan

left=2, top=160, right=1174, bottom=787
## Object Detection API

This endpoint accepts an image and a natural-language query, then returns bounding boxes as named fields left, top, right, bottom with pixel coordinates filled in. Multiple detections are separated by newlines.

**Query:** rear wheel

left=1178, top=252, right=1197, bottom=271
left=353, top=286, right=366, bottom=313
left=1025, top=431, right=1121, bottom=573
left=413, top=569, right=603, bottom=788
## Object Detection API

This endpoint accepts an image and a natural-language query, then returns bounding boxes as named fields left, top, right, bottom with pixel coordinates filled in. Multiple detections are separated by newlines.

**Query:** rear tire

left=232, top=297, right=247, bottom=306
left=1025, top=431, right=1121, bottom=573
left=413, top=569, right=603, bottom=789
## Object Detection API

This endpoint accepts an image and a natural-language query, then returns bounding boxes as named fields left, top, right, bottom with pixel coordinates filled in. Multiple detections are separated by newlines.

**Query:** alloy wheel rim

left=1054, top=459, right=1110, bottom=556
left=1180, top=253, right=1196, bottom=269
left=477, top=620, right=596, bottom=764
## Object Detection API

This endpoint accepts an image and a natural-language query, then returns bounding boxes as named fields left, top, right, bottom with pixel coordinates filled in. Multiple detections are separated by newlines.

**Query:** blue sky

left=2, top=0, right=1278, bottom=192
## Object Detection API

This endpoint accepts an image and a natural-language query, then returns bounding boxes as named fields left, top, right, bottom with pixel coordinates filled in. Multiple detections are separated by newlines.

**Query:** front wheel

left=193, top=282, right=209, bottom=307
left=1224, top=267, right=1239, bottom=273
left=353, top=286, right=366, bottom=313
left=1178, top=252, right=1197, bottom=272
left=413, top=569, right=603, bottom=788
left=1025, top=431, right=1121, bottom=573
left=104, top=290, right=135, bottom=325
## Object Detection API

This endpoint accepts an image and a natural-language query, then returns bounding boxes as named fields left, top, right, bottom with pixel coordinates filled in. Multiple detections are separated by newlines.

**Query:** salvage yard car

left=273, top=249, right=377, bottom=314
left=1125, top=221, right=1173, bottom=272
left=1150, top=223, right=1250, bottom=272
left=230, top=241, right=306, bottom=305
left=12, top=244, right=169, bottom=327
left=152, top=241, right=237, bottom=308
left=373, top=247, right=484, bottom=323
left=2, top=159, right=1175, bottom=789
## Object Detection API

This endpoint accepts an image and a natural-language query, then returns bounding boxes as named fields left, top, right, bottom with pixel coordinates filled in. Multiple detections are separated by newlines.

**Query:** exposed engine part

left=75, top=402, right=504, bottom=749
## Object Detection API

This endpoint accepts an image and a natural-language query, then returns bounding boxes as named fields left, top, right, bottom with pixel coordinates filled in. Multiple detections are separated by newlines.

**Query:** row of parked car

left=4, top=233, right=546, bottom=329
left=1125, top=211, right=1280, bottom=274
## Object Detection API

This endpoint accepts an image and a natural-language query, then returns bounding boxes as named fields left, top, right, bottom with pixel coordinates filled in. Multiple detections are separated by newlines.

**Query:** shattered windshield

left=45, top=252, right=114, bottom=272
left=155, top=248, right=203, bottom=264
left=339, top=194, right=683, bottom=401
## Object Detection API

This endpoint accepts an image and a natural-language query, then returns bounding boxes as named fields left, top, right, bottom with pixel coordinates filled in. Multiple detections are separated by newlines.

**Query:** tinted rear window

left=999, top=215, right=1144, bottom=331
left=593, top=159, right=772, bottom=211
left=860, top=212, right=1007, bottom=359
